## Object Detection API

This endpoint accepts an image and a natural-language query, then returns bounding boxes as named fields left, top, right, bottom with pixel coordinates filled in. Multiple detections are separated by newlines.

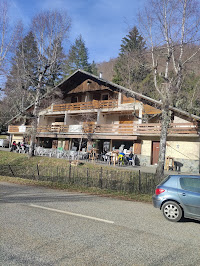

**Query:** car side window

left=180, top=177, right=200, bottom=193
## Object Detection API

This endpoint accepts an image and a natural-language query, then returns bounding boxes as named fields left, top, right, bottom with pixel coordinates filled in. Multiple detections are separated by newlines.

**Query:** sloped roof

left=55, top=69, right=200, bottom=122
left=7, top=69, right=200, bottom=123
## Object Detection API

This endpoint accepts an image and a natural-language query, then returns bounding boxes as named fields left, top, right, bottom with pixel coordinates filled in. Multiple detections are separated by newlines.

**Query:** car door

left=178, top=176, right=200, bottom=218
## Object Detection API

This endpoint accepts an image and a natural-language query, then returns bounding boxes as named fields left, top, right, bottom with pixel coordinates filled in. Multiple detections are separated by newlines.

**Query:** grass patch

left=0, top=150, right=143, bottom=174
left=0, top=150, right=105, bottom=169
left=0, top=150, right=70, bottom=167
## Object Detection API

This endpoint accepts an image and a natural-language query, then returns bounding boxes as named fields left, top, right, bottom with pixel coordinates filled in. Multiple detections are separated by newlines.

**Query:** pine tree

left=64, top=35, right=92, bottom=76
left=6, top=31, right=39, bottom=92
left=176, top=72, right=200, bottom=116
left=4, top=31, right=39, bottom=119
left=113, top=26, right=150, bottom=92
left=90, top=60, right=98, bottom=76
left=120, top=26, right=146, bottom=55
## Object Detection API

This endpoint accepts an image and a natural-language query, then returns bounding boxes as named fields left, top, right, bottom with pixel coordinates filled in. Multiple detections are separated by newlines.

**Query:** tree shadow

left=0, top=183, right=100, bottom=204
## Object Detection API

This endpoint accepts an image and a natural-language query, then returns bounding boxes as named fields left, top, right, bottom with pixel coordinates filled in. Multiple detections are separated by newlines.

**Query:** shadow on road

left=181, top=217, right=200, bottom=224
left=0, top=183, right=98, bottom=204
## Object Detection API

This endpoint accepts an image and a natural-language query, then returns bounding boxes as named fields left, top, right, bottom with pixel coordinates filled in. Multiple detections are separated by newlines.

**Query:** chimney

left=99, top=72, right=103, bottom=78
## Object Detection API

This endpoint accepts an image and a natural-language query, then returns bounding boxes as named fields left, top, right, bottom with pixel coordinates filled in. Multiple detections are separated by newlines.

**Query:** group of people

left=99, top=150, right=137, bottom=166
left=10, top=141, right=29, bottom=153
left=118, top=151, right=137, bottom=166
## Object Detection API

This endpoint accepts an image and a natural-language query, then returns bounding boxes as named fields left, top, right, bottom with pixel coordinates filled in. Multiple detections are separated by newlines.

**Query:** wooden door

left=152, top=141, right=160, bottom=165
left=64, top=140, right=69, bottom=150
left=134, top=142, right=141, bottom=154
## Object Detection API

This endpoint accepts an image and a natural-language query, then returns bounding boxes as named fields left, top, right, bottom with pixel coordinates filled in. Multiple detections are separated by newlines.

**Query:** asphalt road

left=1, top=182, right=200, bottom=266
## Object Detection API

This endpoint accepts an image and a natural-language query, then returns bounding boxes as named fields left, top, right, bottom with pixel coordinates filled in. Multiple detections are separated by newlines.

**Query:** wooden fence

left=0, top=164, right=158, bottom=195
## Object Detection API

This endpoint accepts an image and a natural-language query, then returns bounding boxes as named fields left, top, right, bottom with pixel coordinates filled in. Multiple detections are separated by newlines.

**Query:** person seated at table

left=128, top=151, right=133, bottom=160
left=21, top=142, right=29, bottom=153
left=10, top=141, right=17, bottom=152
left=118, top=152, right=128, bottom=165
left=100, top=149, right=107, bottom=161
left=17, top=142, right=22, bottom=152
left=127, top=152, right=136, bottom=166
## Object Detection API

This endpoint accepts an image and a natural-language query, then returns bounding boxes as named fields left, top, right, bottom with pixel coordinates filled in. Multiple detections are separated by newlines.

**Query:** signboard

left=19, top=125, right=26, bottom=133
left=68, top=125, right=82, bottom=133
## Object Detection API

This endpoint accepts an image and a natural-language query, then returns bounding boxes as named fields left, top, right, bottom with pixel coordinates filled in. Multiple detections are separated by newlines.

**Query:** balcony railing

left=94, top=123, right=199, bottom=135
left=8, top=123, right=199, bottom=136
left=8, top=125, right=31, bottom=133
left=52, top=99, right=118, bottom=112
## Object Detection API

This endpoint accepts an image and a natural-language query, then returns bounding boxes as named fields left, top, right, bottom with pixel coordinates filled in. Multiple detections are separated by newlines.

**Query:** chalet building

left=8, top=70, right=200, bottom=173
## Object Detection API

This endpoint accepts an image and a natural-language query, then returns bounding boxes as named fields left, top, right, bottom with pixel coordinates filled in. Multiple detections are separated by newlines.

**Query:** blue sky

left=9, top=0, right=146, bottom=63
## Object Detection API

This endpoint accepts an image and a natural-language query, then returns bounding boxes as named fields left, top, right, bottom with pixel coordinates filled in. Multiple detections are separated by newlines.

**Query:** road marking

left=29, top=204, right=114, bottom=224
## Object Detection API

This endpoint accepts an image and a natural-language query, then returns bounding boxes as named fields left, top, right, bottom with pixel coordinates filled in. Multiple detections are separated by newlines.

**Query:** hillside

left=97, top=58, right=117, bottom=81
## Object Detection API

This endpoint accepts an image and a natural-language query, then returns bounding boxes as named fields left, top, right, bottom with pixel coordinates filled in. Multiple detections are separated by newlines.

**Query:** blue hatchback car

left=153, top=175, right=200, bottom=222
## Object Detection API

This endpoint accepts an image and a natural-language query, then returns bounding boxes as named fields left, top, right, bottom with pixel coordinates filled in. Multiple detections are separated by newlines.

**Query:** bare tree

left=28, top=10, right=71, bottom=156
left=3, top=32, right=36, bottom=123
left=139, top=0, right=200, bottom=178
left=0, top=0, right=22, bottom=131
left=0, top=0, right=21, bottom=74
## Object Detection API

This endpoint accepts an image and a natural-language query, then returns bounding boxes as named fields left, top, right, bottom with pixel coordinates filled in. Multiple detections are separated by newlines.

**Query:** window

left=180, top=177, right=200, bottom=193
left=93, top=93, right=100, bottom=100
left=55, top=117, right=64, bottom=122
left=71, top=96, right=78, bottom=103
left=101, top=94, right=109, bottom=101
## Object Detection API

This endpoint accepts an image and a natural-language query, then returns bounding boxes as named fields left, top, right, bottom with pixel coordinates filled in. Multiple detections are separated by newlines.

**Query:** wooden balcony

left=8, top=122, right=199, bottom=136
left=52, top=99, right=118, bottom=112
left=94, top=123, right=199, bottom=135
left=8, top=125, right=31, bottom=133
left=37, top=125, right=69, bottom=133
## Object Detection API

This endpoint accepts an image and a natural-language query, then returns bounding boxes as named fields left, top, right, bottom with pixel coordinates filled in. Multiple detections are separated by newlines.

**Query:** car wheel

left=161, top=201, right=183, bottom=222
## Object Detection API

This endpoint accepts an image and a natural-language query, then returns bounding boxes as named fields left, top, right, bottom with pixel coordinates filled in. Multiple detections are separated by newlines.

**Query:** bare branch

left=0, top=0, right=21, bottom=70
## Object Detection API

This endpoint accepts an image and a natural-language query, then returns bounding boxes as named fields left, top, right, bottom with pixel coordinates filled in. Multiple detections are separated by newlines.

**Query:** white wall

left=140, top=139, right=200, bottom=163
left=141, top=140, right=152, bottom=157
left=166, top=141, right=199, bottom=160
left=173, top=116, right=190, bottom=123
left=105, top=114, right=120, bottom=124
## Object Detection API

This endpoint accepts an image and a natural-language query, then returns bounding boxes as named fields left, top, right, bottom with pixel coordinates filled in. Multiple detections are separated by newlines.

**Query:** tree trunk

left=155, top=103, right=170, bottom=180
left=77, top=136, right=83, bottom=162
left=29, top=75, right=42, bottom=158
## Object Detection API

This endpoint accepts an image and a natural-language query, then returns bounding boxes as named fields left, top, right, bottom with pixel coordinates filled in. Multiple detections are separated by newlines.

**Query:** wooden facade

left=8, top=70, right=200, bottom=173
